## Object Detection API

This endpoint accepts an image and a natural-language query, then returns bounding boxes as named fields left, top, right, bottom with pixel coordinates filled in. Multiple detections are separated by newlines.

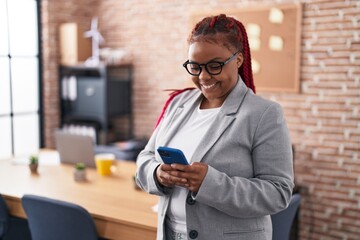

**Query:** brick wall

left=41, top=0, right=360, bottom=239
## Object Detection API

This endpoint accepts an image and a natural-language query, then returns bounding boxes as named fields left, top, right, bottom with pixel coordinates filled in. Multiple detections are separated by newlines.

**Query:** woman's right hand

left=156, top=164, right=188, bottom=187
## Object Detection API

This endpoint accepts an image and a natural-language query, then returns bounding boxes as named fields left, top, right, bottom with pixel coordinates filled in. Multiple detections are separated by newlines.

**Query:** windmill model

left=84, top=17, right=104, bottom=66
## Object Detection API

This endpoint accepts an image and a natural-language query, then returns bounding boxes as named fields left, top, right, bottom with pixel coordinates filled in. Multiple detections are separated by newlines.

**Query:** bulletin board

left=189, top=3, right=302, bottom=93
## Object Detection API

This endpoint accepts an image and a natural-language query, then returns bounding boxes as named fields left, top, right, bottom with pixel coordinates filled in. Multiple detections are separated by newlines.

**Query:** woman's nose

left=198, top=66, right=211, bottom=80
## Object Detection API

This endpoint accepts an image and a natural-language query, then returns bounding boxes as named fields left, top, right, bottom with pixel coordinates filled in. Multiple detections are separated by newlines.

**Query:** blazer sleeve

left=135, top=110, right=174, bottom=196
left=194, top=102, right=294, bottom=218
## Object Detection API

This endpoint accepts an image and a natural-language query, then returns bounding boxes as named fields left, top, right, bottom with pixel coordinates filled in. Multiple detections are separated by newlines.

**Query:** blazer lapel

left=191, top=78, right=250, bottom=163
left=191, top=113, right=235, bottom=163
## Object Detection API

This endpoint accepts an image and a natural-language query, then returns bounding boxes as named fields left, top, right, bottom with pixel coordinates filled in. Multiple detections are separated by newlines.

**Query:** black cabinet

left=59, top=65, right=132, bottom=144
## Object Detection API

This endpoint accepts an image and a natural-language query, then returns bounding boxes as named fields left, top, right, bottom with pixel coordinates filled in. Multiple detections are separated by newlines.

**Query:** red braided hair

left=188, top=14, right=256, bottom=93
left=155, top=15, right=256, bottom=129
left=154, top=88, right=194, bottom=128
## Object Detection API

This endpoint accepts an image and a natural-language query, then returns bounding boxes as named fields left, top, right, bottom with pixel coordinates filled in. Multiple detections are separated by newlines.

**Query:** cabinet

left=59, top=65, right=132, bottom=144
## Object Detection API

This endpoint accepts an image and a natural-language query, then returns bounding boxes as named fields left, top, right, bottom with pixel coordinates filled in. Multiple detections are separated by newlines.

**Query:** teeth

left=202, top=83, right=216, bottom=89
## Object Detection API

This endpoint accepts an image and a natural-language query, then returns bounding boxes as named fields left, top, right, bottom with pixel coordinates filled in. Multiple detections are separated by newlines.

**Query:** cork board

left=189, top=3, right=302, bottom=93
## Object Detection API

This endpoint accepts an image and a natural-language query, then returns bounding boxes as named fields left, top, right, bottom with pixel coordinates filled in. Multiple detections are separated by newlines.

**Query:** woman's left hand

left=169, top=162, right=208, bottom=193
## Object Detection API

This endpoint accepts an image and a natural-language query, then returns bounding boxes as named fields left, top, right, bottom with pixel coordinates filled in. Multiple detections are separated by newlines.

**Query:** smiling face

left=188, top=41, right=243, bottom=108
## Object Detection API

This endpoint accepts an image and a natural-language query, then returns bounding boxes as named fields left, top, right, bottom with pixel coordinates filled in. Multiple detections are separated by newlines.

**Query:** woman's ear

left=237, top=53, right=244, bottom=68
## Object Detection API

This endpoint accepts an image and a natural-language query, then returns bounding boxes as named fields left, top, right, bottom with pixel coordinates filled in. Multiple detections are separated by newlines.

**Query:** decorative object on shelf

left=29, top=155, right=39, bottom=174
left=59, top=23, right=91, bottom=66
left=84, top=17, right=104, bottom=66
left=99, top=48, right=133, bottom=65
left=74, top=162, right=87, bottom=182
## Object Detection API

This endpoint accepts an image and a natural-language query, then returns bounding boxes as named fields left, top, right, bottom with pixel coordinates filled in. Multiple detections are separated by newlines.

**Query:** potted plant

left=74, top=162, right=86, bottom=182
left=29, top=155, right=38, bottom=174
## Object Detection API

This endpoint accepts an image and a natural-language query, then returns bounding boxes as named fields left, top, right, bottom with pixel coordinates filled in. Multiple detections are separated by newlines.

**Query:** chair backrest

left=22, top=194, right=98, bottom=240
left=271, top=193, right=301, bottom=240
left=1, top=194, right=32, bottom=240
left=0, top=194, right=9, bottom=237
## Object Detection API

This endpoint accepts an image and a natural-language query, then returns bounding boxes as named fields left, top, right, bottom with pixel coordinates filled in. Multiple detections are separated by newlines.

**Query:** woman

left=136, top=14, right=294, bottom=240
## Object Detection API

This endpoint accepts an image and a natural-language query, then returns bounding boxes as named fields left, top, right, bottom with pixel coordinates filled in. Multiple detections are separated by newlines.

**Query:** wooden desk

left=0, top=160, right=158, bottom=240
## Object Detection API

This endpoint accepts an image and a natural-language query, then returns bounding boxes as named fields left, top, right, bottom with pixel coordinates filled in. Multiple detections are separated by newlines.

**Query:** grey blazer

left=136, top=78, right=294, bottom=240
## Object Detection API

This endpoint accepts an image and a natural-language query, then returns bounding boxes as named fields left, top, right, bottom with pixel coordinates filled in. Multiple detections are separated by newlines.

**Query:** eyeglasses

left=183, top=50, right=240, bottom=76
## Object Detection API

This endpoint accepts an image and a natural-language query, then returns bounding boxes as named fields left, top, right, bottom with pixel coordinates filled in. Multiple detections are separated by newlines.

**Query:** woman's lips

left=201, top=82, right=218, bottom=90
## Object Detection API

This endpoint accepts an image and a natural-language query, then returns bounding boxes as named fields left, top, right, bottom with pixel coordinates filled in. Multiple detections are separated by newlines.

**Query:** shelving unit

left=59, top=64, right=132, bottom=144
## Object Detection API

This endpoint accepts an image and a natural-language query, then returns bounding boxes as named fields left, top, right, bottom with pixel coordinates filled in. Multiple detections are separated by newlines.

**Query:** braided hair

left=188, top=14, right=256, bottom=93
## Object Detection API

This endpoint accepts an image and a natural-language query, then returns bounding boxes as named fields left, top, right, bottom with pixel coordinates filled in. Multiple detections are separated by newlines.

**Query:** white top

left=166, top=103, right=220, bottom=233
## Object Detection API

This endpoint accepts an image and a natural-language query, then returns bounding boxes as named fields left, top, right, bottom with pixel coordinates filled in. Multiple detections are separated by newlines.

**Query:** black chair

left=22, top=194, right=100, bottom=240
left=0, top=194, right=31, bottom=240
left=0, top=194, right=8, bottom=238
left=271, top=193, right=301, bottom=240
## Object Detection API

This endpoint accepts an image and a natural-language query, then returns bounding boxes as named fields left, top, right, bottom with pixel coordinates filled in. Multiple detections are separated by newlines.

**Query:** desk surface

left=0, top=159, right=158, bottom=240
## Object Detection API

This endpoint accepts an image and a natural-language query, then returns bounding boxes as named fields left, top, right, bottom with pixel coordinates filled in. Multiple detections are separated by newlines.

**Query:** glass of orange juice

left=95, top=153, right=116, bottom=176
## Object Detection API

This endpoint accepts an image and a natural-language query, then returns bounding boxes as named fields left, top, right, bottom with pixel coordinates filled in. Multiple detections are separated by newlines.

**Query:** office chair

left=0, top=194, right=8, bottom=238
left=271, top=193, right=301, bottom=240
left=0, top=194, right=31, bottom=240
left=22, top=194, right=99, bottom=240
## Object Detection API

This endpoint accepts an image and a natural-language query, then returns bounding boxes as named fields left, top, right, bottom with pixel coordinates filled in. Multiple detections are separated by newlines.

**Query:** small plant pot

left=74, top=169, right=86, bottom=182
left=29, top=163, right=38, bottom=174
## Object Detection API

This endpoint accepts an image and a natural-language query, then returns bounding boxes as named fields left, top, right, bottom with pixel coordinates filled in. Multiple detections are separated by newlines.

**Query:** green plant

left=29, top=155, right=38, bottom=165
left=75, top=162, right=85, bottom=171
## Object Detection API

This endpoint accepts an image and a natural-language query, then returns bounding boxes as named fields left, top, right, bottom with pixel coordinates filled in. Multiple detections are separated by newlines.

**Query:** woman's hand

left=155, top=163, right=188, bottom=187
left=170, top=162, right=208, bottom=193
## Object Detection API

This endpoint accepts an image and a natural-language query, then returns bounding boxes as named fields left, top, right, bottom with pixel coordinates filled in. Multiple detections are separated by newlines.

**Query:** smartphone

left=157, top=146, right=189, bottom=165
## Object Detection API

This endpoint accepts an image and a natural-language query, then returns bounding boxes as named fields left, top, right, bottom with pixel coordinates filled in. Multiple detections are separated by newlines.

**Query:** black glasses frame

left=183, top=50, right=241, bottom=76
